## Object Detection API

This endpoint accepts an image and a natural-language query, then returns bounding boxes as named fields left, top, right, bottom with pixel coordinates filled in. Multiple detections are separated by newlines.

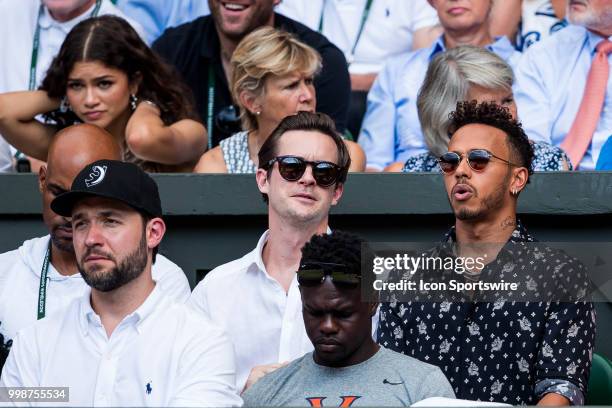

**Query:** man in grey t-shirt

left=243, top=231, right=455, bottom=407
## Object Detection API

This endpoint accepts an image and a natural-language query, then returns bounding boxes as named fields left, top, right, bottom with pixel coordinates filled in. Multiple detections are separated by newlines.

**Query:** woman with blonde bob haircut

left=384, top=46, right=569, bottom=172
left=195, top=27, right=365, bottom=173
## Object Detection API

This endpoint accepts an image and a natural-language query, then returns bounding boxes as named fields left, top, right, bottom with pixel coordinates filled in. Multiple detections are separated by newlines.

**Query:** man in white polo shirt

left=189, top=112, right=350, bottom=392
left=0, top=159, right=242, bottom=407
left=0, top=125, right=190, bottom=371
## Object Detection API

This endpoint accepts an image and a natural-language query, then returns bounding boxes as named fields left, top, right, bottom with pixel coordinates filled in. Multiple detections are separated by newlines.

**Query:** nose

left=298, top=82, right=314, bottom=105
left=454, top=154, right=471, bottom=180
left=320, top=314, right=339, bottom=335
left=298, top=163, right=316, bottom=186
left=84, top=86, right=99, bottom=108
left=83, top=223, right=104, bottom=248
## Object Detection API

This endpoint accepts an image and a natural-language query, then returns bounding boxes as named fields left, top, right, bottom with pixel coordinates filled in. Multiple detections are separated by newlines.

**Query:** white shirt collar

left=250, top=230, right=270, bottom=278
left=586, top=28, right=612, bottom=53
left=39, top=1, right=98, bottom=32
left=78, top=282, right=163, bottom=337
left=248, top=227, right=333, bottom=279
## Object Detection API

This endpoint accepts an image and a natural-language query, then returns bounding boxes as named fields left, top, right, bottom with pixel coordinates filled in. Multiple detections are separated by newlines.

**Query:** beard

left=77, top=232, right=148, bottom=292
left=50, top=224, right=74, bottom=253
left=208, top=0, right=275, bottom=41
left=568, top=3, right=612, bottom=30
left=453, top=175, right=509, bottom=221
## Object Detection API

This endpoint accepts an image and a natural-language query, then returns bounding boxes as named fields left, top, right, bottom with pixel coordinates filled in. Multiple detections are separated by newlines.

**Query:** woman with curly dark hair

left=0, top=15, right=206, bottom=172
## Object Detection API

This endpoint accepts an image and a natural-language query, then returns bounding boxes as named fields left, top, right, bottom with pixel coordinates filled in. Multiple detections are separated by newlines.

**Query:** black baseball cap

left=51, top=160, right=162, bottom=217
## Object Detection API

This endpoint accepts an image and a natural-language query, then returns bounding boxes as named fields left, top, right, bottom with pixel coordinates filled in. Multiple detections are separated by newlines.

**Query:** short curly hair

left=300, top=230, right=376, bottom=298
left=448, top=100, right=534, bottom=177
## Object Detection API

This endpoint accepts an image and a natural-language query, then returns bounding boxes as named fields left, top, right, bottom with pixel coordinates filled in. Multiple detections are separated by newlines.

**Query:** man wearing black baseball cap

left=0, top=126, right=189, bottom=374
left=1, top=160, right=242, bottom=406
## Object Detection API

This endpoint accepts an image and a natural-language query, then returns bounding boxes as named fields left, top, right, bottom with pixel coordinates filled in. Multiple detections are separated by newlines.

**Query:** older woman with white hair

left=384, top=46, right=569, bottom=172
left=195, top=27, right=365, bottom=173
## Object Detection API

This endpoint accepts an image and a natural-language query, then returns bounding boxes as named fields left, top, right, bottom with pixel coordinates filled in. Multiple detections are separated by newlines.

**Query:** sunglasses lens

left=313, top=163, right=340, bottom=187
left=330, top=272, right=361, bottom=287
left=468, top=150, right=491, bottom=171
left=278, top=157, right=306, bottom=181
left=297, top=269, right=325, bottom=286
left=439, top=153, right=460, bottom=173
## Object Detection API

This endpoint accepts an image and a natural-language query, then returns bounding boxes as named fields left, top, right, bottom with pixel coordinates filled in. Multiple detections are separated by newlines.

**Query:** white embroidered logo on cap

left=85, top=165, right=107, bottom=188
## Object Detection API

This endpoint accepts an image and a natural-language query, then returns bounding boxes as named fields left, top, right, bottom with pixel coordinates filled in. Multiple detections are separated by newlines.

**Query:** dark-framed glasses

left=438, top=149, right=519, bottom=174
left=265, top=155, right=344, bottom=187
left=297, top=262, right=361, bottom=287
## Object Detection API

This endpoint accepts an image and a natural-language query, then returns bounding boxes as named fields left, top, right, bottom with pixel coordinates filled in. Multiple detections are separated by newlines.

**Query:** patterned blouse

left=377, top=222, right=595, bottom=405
left=219, top=131, right=257, bottom=174
left=402, top=142, right=572, bottom=172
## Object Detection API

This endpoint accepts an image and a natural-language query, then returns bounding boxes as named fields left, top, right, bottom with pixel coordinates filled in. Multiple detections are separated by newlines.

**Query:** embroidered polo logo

left=85, top=165, right=107, bottom=187
left=145, top=381, right=152, bottom=395
left=383, top=379, right=404, bottom=385
left=306, top=396, right=360, bottom=407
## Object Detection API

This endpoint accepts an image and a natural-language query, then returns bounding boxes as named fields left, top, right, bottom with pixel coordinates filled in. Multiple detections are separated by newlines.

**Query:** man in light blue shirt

left=514, top=0, right=612, bottom=170
left=358, top=0, right=520, bottom=171
left=115, top=0, right=210, bottom=44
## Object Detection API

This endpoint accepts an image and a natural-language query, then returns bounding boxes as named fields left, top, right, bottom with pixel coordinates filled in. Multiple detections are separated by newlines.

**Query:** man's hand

left=242, top=362, right=288, bottom=393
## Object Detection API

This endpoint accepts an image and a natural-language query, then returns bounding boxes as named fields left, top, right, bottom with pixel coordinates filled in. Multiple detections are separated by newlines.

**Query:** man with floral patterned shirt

left=377, top=101, right=595, bottom=405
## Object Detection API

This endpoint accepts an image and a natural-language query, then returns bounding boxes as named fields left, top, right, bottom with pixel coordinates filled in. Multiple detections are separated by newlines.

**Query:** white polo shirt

left=276, top=0, right=439, bottom=74
left=189, top=231, right=313, bottom=391
left=0, top=235, right=190, bottom=353
left=0, top=284, right=242, bottom=407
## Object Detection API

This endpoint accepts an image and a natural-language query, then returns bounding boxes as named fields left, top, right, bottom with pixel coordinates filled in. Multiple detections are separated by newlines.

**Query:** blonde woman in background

left=195, top=27, right=365, bottom=173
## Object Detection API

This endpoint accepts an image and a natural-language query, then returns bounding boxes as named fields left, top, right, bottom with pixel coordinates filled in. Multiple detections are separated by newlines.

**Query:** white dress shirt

left=0, top=284, right=242, bottom=407
left=515, top=25, right=612, bottom=169
left=189, top=230, right=314, bottom=391
left=0, top=235, right=190, bottom=351
left=276, top=0, right=438, bottom=74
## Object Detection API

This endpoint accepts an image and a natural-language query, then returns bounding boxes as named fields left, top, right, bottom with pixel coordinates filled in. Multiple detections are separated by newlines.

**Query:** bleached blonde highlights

left=230, top=27, right=322, bottom=131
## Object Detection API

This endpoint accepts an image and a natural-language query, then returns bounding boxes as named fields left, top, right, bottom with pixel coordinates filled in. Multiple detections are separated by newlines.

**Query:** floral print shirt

left=377, top=222, right=595, bottom=405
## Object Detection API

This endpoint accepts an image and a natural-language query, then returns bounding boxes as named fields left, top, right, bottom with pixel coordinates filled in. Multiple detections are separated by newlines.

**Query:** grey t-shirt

left=243, top=347, right=455, bottom=407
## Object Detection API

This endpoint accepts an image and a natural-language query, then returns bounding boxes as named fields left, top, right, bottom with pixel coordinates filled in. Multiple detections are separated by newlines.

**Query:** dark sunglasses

left=297, top=262, right=361, bottom=287
left=438, top=149, right=519, bottom=174
left=265, top=155, right=344, bottom=187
